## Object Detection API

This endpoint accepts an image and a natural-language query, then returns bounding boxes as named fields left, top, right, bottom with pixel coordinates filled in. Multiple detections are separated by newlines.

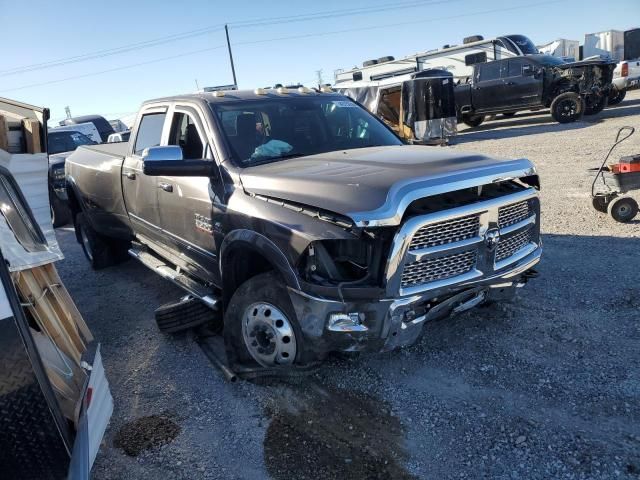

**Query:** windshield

left=211, top=96, right=402, bottom=167
left=504, top=35, right=539, bottom=55
left=48, top=130, right=97, bottom=154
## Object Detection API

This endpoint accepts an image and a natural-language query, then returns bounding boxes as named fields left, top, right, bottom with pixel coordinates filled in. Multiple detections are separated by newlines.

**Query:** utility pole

left=225, top=24, right=238, bottom=88
left=64, top=106, right=72, bottom=119
left=194, top=79, right=200, bottom=92
left=315, top=69, right=324, bottom=87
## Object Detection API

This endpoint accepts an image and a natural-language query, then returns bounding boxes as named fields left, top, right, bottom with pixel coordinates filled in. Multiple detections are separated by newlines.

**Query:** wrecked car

left=65, top=87, right=542, bottom=369
left=455, top=54, right=616, bottom=126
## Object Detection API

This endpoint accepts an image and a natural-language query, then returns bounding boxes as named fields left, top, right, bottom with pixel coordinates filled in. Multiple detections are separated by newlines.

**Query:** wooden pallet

left=12, top=263, right=93, bottom=423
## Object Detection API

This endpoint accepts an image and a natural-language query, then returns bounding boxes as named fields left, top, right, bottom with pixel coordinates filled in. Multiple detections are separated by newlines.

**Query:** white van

left=49, top=122, right=101, bottom=144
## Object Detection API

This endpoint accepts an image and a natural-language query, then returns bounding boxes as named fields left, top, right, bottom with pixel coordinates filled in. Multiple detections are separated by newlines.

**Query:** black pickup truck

left=455, top=54, right=616, bottom=126
left=65, top=88, right=542, bottom=369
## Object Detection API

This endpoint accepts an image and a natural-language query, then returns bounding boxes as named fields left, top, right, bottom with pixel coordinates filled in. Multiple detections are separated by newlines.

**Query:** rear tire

left=49, top=189, right=70, bottom=228
left=608, top=87, right=626, bottom=105
left=591, top=196, right=610, bottom=213
left=584, top=95, right=608, bottom=115
left=462, top=114, right=485, bottom=127
left=608, top=196, right=639, bottom=223
left=550, top=92, right=584, bottom=123
left=76, top=213, right=129, bottom=269
left=223, top=272, right=305, bottom=368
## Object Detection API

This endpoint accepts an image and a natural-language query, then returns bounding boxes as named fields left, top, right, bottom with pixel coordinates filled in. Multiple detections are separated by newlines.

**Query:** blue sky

left=0, top=0, right=637, bottom=123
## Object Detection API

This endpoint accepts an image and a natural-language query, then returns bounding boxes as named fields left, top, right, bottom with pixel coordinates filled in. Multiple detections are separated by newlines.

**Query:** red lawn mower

left=590, top=126, right=640, bottom=222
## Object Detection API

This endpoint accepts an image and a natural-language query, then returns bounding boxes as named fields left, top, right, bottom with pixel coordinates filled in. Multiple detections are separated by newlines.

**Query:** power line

left=233, top=1, right=564, bottom=49
left=0, top=0, right=564, bottom=93
left=0, top=26, right=225, bottom=78
left=229, top=0, right=457, bottom=29
left=0, top=45, right=225, bottom=93
left=0, top=0, right=453, bottom=78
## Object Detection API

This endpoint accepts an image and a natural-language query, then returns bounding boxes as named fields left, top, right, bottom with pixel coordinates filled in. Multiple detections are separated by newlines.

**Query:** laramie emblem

left=484, top=228, right=501, bottom=251
left=194, top=213, right=213, bottom=233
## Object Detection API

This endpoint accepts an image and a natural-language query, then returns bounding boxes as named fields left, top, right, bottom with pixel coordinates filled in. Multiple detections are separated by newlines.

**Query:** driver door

left=473, top=60, right=506, bottom=111
left=156, top=105, right=218, bottom=280
left=501, top=58, right=543, bottom=107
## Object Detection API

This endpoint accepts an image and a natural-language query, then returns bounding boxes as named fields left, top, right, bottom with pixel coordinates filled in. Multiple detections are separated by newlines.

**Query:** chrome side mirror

left=142, top=145, right=183, bottom=162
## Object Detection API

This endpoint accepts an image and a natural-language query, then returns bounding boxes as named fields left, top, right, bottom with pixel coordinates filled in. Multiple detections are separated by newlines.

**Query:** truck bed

left=81, top=141, right=128, bottom=158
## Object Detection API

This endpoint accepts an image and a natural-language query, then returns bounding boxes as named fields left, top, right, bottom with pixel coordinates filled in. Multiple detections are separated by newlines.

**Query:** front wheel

left=608, top=196, right=639, bottom=223
left=584, top=95, right=608, bottom=115
left=224, top=272, right=304, bottom=368
left=550, top=92, right=584, bottom=123
left=462, top=114, right=485, bottom=128
left=608, top=86, right=626, bottom=105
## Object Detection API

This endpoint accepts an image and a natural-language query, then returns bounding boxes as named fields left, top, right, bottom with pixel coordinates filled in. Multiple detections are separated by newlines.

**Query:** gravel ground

left=55, top=91, right=640, bottom=480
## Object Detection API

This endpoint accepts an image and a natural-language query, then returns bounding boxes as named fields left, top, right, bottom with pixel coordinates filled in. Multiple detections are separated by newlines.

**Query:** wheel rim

left=80, top=225, right=93, bottom=261
left=559, top=99, right=577, bottom=118
left=617, top=204, right=630, bottom=217
left=242, top=302, right=296, bottom=367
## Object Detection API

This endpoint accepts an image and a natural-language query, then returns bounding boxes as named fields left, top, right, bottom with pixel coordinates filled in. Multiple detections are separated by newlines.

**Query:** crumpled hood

left=240, top=146, right=537, bottom=226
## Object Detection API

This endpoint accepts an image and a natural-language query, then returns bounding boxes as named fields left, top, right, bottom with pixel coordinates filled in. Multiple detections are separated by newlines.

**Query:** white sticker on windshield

left=333, top=100, right=358, bottom=108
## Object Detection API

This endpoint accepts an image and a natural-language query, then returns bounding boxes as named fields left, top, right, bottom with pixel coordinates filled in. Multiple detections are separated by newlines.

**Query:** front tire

left=224, top=272, right=304, bottom=368
left=608, top=196, right=639, bottom=223
left=462, top=114, right=485, bottom=127
left=608, top=86, right=626, bottom=105
left=550, top=92, right=584, bottom=123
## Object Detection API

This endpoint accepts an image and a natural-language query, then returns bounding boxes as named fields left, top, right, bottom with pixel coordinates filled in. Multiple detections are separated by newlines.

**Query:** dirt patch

left=263, top=382, right=415, bottom=480
left=113, top=414, right=181, bottom=456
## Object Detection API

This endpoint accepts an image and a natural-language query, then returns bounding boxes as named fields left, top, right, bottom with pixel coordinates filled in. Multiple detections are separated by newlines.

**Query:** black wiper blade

left=271, top=152, right=307, bottom=160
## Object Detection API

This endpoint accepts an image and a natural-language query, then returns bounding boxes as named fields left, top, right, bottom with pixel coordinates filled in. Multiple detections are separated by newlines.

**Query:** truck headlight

left=304, top=239, right=371, bottom=284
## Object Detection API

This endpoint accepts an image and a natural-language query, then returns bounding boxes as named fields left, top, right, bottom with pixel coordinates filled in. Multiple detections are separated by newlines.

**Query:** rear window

left=478, top=62, right=502, bottom=81
left=134, top=112, right=166, bottom=155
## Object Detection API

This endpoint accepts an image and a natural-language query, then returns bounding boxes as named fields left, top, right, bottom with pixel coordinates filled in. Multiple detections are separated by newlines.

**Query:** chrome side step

left=128, top=247, right=218, bottom=310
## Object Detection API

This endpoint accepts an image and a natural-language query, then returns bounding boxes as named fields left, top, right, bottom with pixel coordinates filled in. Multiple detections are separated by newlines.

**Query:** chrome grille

left=496, top=228, right=532, bottom=262
left=409, top=214, right=480, bottom=250
left=498, top=200, right=531, bottom=228
left=401, top=250, right=477, bottom=287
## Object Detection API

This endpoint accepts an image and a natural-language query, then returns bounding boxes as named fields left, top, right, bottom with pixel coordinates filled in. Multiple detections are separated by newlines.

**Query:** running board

left=128, top=247, right=218, bottom=310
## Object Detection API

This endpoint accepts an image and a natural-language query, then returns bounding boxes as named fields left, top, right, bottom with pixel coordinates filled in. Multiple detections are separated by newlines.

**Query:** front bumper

left=287, top=246, right=541, bottom=358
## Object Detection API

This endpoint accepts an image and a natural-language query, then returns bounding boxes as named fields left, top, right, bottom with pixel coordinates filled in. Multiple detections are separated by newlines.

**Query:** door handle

left=123, top=171, right=136, bottom=180
left=505, top=81, right=516, bottom=85
left=158, top=182, right=173, bottom=193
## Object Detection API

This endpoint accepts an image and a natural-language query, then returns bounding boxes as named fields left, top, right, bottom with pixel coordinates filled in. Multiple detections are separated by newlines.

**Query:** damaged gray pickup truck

left=65, top=88, right=542, bottom=368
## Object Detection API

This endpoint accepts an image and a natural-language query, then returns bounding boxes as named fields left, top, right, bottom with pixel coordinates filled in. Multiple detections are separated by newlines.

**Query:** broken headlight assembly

left=302, top=238, right=384, bottom=287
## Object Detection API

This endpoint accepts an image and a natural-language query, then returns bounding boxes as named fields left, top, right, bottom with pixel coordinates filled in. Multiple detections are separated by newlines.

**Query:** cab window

left=506, top=58, right=525, bottom=77
left=134, top=112, right=166, bottom=155
left=168, top=111, right=205, bottom=159
left=477, top=62, right=502, bottom=82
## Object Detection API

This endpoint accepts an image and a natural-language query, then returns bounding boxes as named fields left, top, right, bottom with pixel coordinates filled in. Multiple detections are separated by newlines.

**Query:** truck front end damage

left=285, top=160, right=542, bottom=357
left=548, top=59, right=616, bottom=101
